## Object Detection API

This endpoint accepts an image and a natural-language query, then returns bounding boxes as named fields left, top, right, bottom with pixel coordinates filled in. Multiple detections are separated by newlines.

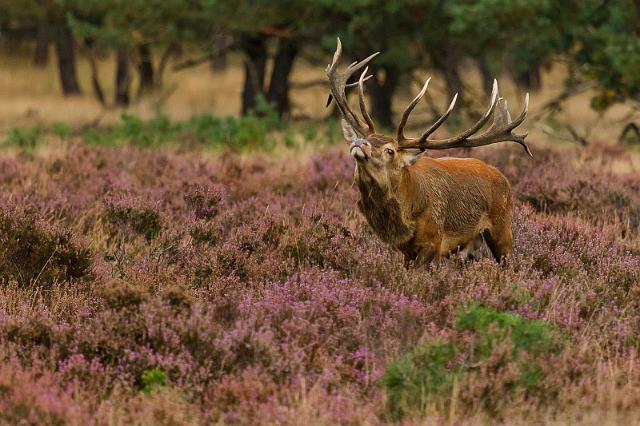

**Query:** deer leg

left=482, top=227, right=512, bottom=265
left=402, top=251, right=417, bottom=269
left=461, top=236, right=484, bottom=262
left=414, top=245, right=440, bottom=268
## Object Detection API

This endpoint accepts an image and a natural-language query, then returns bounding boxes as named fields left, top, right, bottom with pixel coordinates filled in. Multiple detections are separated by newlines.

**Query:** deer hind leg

left=482, top=226, right=512, bottom=264
left=459, top=235, right=484, bottom=261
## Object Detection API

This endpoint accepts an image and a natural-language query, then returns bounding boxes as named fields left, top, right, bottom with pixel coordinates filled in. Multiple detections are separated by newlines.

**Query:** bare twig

left=32, top=247, right=57, bottom=287
left=173, top=39, right=234, bottom=72
left=529, top=82, right=594, bottom=123
left=619, top=122, right=640, bottom=144
left=565, top=123, right=589, bottom=146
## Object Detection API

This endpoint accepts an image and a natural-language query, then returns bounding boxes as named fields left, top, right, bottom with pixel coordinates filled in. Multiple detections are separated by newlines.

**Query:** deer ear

left=400, top=148, right=426, bottom=166
left=341, top=119, right=359, bottom=144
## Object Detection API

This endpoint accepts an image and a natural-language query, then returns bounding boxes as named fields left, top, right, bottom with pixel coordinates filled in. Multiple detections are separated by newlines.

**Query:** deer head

left=326, top=38, right=531, bottom=192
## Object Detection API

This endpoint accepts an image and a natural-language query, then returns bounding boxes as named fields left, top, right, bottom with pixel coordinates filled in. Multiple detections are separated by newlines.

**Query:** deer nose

left=351, top=139, right=369, bottom=148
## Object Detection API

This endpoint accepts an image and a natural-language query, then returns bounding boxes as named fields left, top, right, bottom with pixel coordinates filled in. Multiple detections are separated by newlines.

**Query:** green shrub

left=381, top=305, right=563, bottom=420
left=141, top=369, right=168, bottom=395
left=455, top=304, right=560, bottom=356
left=51, top=122, right=71, bottom=140
left=3, top=127, right=42, bottom=149
left=381, top=341, right=457, bottom=419
left=83, top=107, right=283, bottom=150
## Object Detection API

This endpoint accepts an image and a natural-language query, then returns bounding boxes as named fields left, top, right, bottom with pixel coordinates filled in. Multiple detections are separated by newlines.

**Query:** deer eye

left=386, top=148, right=395, bottom=156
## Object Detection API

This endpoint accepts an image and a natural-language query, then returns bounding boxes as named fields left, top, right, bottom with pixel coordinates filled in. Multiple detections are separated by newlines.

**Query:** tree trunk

left=441, top=60, right=464, bottom=102
left=54, top=26, right=81, bottom=95
left=33, top=21, right=49, bottom=68
left=476, top=57, right=494, bottom=97
left=514, top=66, right=541, bottom=92
left=210, top=34, right=229, bottom=72
left=157, top=43, right=179, bottom=88
left=430, top=47, right=464, bottom=103
left=266, top=39, right=298, bottom=117
left=368, top=65, right=400, bottom=129
left=241, top=36, right=268, bottom=115
left=137, top=44, right=155, bottom=96
left=85, top=43, right=106, bottom=106
left=115, top=50, right=131, bottom=106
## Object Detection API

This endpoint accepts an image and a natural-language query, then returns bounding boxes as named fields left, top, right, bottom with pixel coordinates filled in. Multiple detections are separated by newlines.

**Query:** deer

left=325, top=39, right=532, bottom=267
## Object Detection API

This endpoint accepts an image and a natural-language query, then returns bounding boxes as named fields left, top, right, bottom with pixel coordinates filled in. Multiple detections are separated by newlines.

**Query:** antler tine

left=325, top=76, right=374, bottom=108
left=402, top=79, right=499, bottom=149
left=403, top=82, right=531, bottom=156
left=346, top=52, right=380, bottom=76
left=428, top=79, right=499, bottom=143
left=502, top=92, right=529, bottom=133
left=327, top=37, right=343, bottom=72
left=325, top=37, right=379, bottom=137
left=397, top=77, right=431, bottom=142
left=325, top=38, right=361, bottom=131
left=414, top=93, right=458, bottom=144
left=464, top=92, right=533, bottom=157
left=358, top=67, right=376, bottom=134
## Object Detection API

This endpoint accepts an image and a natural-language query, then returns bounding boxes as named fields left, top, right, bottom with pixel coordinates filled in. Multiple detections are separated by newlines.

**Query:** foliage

left=141, top=369, right=168, bottom=395
left=381, top=305, right=563, bottom=420
left=576, top=0, right=640, bottom=110
left=3, top=127, right=42, bottom=150
left=85, top=104, right=282, bottom=149
left=2, top=0, right=640, bottom=118
left=0, top=106, right=291, bottom=151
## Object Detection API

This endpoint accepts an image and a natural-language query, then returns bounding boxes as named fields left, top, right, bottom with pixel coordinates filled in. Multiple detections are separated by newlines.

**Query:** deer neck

left=355, top=166, right=414, bottom=246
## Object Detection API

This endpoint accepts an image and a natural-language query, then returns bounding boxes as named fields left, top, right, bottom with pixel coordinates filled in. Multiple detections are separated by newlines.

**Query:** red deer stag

left=326, top=39, right=532, bottom=267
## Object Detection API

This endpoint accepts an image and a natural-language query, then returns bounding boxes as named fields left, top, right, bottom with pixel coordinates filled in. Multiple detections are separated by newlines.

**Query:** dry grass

left=1, top=48, right=640, bottom=144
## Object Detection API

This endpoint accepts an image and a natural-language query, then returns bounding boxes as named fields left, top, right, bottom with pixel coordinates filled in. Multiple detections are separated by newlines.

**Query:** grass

left=0, top=102, right=339, bottom=152
left=1, top=48, right=640, bottom=147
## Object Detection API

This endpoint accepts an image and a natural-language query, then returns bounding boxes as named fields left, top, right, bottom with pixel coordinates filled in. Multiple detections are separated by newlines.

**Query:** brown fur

left=348, top=132, right=512, bottom=267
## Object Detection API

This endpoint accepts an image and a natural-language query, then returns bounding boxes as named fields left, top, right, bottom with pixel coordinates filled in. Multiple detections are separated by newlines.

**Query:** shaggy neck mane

left=355, top=167, right=413, bottom=246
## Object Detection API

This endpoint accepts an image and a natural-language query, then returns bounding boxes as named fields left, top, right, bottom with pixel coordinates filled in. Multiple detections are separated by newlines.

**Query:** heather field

left=0, top=127, right=639, bottom=424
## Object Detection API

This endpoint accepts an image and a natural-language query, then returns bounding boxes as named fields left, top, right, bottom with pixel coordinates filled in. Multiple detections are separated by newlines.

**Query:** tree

left=0, top=0, right=82, bottom=94
left=571, top=0, right=640, bottom=112
left=201, top=0, right=318, bottom=117
left=67, top=0, right=208, bottom=104
left=446, top=0, right=574, bottom=94
left=315, top=0, right=425, bottom=128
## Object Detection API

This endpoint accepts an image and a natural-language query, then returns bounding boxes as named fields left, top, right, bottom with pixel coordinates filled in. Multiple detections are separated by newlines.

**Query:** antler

left=397, top=79, right=532, bottom=157
left=325, top=76, right=373, bottom=107
left=325, top=38, right=379, bottom=137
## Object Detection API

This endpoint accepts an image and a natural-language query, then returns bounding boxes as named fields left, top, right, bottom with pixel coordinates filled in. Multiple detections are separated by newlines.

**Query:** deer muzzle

left=350, top=139, right=370, bottom=161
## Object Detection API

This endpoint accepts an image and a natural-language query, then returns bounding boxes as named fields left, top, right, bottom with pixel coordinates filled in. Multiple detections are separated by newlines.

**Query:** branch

left=565, top=123, right=589, bottom=146
left=529, top=82, right=594, bottom=123
left=619, top=122, right=640, bottom=144
left=157, top=43, right=180, bottom=84
left=173, top=39, right=234, bottom=71
left=290, top=79, right=327, bottom=90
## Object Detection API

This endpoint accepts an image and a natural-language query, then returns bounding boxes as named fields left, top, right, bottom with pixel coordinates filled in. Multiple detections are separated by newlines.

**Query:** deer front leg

left=401, top=243, right=439, bottom=269
left=411, top=220, right=443, bottom=268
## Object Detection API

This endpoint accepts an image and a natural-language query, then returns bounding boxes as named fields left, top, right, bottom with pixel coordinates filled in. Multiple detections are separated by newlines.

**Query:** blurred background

left=0, top=0, right=639, bottom=147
